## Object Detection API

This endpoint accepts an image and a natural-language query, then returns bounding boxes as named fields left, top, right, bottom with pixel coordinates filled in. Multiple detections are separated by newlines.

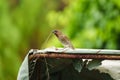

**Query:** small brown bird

left=52, top=30, right=74, bottom=49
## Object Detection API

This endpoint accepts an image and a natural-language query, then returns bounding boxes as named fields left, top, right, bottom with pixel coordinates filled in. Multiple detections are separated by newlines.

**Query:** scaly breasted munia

left=52, top=30, right=74, bottom=49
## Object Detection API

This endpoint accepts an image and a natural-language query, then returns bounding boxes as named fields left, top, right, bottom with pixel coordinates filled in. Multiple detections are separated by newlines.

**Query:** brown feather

left=52, top=30, right=74, bottom=49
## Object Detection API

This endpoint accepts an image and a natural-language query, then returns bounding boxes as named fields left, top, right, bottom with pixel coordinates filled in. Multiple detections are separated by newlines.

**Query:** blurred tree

left=0, top=0, right=59, bottom=80
left=0, top=0, right=120, bottom=80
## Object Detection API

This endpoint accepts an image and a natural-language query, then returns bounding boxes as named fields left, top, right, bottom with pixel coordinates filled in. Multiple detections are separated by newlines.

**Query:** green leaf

left=87, top=59, right=103, bottom=70
left=73, top=59, right=83, bottom=72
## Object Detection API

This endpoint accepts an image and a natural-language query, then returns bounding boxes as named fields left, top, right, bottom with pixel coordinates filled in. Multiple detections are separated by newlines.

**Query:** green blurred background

left=0, top=0, right=120, bottom=79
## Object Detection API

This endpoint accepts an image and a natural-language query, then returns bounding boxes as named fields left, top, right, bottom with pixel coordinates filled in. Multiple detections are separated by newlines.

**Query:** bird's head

left=52, top=30, right=62, bottom=36
left=52, top=30, right=58, bottom=34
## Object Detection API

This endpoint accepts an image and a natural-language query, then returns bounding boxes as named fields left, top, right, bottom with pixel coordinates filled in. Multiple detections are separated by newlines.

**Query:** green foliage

left=0, top=0, right=120, bottom=80
left=0, top=0, right=54, bottom=80
left=87, top=59, right=103, bottom=70
left=73, top=59, right=83, bottom=72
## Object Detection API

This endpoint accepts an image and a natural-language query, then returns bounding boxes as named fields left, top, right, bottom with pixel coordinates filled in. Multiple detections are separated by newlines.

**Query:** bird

left=52, top=30, right=74, bottom=49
